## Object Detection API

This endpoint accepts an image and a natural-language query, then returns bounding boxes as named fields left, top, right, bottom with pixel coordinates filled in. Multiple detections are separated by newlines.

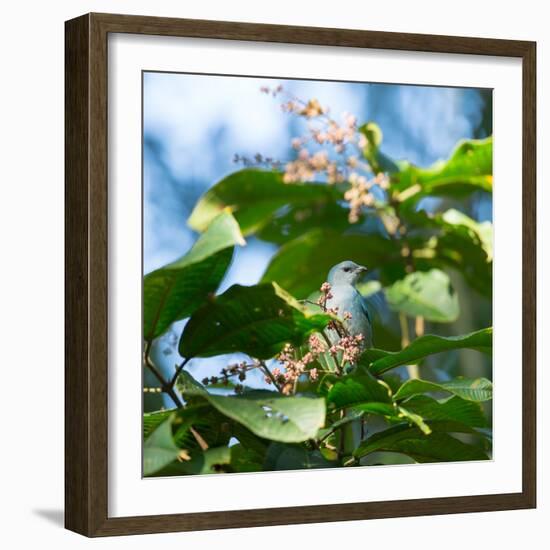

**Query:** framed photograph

left=65, top=13, right=536, bottom=537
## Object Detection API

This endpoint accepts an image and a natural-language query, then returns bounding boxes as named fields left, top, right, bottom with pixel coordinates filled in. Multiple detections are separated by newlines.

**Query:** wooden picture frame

left=65, top=12, right=536, bottom=537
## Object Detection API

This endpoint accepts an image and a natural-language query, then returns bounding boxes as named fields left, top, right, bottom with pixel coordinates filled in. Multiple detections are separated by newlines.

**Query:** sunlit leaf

left=188, top=169, right=342, bottom=235
left=392, top=137, right=492, bottom=200
left=394, top=377, right=493, bottom=402
left=399, top=395, right=488, bottom=428
left=143, top=415, right=180, bottom=476
left=385, top=269, right=459, bottom=323
left=361, top=327, right=492, bottom=375
left=205, top=392, right=326, bottom=443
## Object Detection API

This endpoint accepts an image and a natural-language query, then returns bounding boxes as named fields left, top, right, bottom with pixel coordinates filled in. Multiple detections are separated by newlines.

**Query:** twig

left=170, top=357, right=190, bottom=387
left=415, top=316, right=425, bottom=338
left=144, top=340, right=209, bottom=449
left=399, top=314, right=419, bottom=379
left=258, top=361, right=282, bottom=392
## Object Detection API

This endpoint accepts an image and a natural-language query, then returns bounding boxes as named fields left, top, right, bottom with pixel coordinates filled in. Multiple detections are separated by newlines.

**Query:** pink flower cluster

left=256, top=84, right=391, bottom=223
left=317, top=281, right=333, bottom=311
left=345, top=172, right=390, bottom=223
left=329, top=333, right=365, bottom=366
left=269, top=335, right=327, bottom=394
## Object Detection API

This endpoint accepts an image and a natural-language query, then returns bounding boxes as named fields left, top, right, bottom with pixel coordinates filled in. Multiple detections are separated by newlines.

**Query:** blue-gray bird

left=325, top=260, right=373, bottom=349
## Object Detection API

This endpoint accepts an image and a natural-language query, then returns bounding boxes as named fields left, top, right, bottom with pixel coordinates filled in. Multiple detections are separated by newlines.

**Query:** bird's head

left=327, top=260, right=368, bottom=286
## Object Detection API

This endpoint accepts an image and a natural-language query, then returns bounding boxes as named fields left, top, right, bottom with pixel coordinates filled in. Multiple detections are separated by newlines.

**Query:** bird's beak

left=357, top=266, right=368, bottom=274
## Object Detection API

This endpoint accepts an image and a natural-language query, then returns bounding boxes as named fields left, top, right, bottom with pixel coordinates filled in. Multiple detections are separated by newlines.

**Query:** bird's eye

left=343, top=267, right=351, bottom=272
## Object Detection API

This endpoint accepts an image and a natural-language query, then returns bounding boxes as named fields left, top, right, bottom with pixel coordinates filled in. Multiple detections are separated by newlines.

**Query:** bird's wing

left=360, top=290, right=389, bottom=325
left=359, top=294, right=372, bottom=325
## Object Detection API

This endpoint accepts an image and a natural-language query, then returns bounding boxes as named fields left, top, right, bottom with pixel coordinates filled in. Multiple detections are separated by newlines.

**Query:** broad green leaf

left=143, top=212, right=245, bottom=340
left=261, top=229, right=403, bottom=298
left=264, top=443, right=336, bottom=471
left=230, top=444, right=265, bottom=473
left=354, top=423, right=489, bottom=462
left=359, top=122, right=400, bottom=174
left=258, top=201, right=351, bottom=245
left=394, top=377, right=493, bottom=402
left=385, top=269, right=459, bottom=322
left=178, top=282, right=332, bottom=359
left=441, top=209, right=493, bottom=262
left=361, top=327, right=492, bottom=375
left=152, top=447, right=233, bottom=476
left=143, top=409, right=174, bottom=440
left=327, top=370, right=393, bottom=409
left=188, top=169, right=342, bottom=235
left=399, top=395, right=488, bottom=428
left=179, top=447, right=232, bottom=475
left=392, top=137, right=492, bottom=200
left=143, top=416, right=181, bottom=476
left=203, top=393, right=326, bottom=443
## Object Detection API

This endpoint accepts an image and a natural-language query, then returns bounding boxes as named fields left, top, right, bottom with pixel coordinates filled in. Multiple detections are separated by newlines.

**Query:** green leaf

left=143, top=409, right=174, bottom=440
left=188, top=169, right=342, bottom=235
left=143, top=415, right=181, bottom=476
left=258, top=201, right=351, bottom=245
left=358, top=122, right=400, bottom=174
left=261, top=229, right=402, bottom=298
left=361, top=327, right=492, bottom=375
left=394, top=377, right=493, bottom=402
left=441, top=208, right=493, bottom=262
left=393, top=137, right=492, bottom=200
left=354, top=423, right=489, bottom=462
left=178, top=282, right=332, bottom=359
left=327, top=370, right=393, bottom=410
left=203, top=392, right=326, bottom=443
left=399, top=395, right=488, bottom=428
left=143, top=212, right=245, bottom=340
left=396, top=406, right=432, bottom=435
left=385, top=269, right=459, bottom=323
left=264, top=443, right=336, bottom=471
left=229, top=444, right=266, bottom=473
left=180, top=447, right=232, bottom=475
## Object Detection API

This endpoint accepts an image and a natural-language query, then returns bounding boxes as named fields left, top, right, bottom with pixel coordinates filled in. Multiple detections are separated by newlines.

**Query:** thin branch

left=144, top=340, right=210, bottom=449
left=258, top=361, right=282, bottom=392
left=170, top=357, right=190, bottom=388
left=399, top=314, right=419, bottom=379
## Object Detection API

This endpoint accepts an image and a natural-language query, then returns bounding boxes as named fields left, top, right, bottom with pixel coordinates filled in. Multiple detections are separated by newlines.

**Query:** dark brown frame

left=65, top=12, right=537, bottom=537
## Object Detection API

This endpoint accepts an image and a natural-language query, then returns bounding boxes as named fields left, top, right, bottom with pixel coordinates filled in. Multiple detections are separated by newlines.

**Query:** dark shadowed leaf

left=178, top=282, right=332, bottom=359
left=264, top=443, right=337, bottom=471
left=361, top=327, right=492, bottom=375
left=355, top=422, right=489, bottom=462
left=327, top=370, right=393, bottom=410
left=143, top=212, right=244, bottom=340
left=398, top=395, right=488, bottom=428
